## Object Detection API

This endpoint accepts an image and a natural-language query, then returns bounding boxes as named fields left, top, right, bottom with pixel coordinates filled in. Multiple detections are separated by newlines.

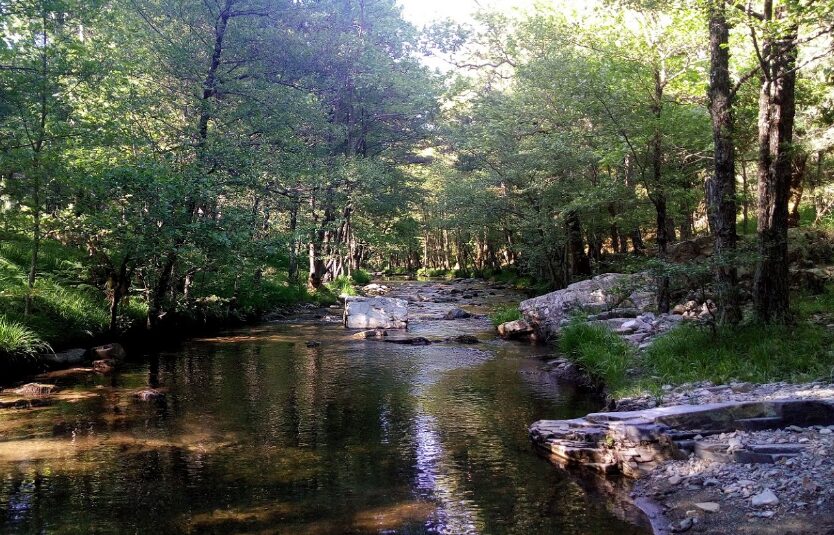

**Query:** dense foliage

left=1, top=0, right=833, bottom=356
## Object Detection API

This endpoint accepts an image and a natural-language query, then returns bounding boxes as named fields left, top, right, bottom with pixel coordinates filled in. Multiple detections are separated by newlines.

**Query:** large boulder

left=41, top=348, right=87, bottom=366
left=519, top=273, right=655, bottom=341
left=344, top=297, right=408, bottom=330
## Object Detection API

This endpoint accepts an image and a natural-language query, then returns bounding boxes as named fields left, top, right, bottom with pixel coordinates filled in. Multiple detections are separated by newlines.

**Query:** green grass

left=558, top=321, right=634, bottom=393
left=489, top=304, right=521, bottom=326
left=0, top=317, right=51, bottom=359
left=641, top=322, right=834, bottom=387
left=555, top=286, right=834, bottom=398
left=417, top=267, right=456, bottom=279
left=351, top=269, right=372, bottom=285
left=326, top=276, right=357, bottom=297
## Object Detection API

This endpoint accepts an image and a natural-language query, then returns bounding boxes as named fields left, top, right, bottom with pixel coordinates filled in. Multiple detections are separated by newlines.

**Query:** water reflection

left=0, top=317, right=647, bottom=534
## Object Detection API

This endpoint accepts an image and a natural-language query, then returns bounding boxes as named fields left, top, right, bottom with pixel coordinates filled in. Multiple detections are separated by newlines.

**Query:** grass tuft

left=489, top=304, right=521, bottom=326
left=0, top=317, right=51, bottom=358
left=351, top=269, right=372, bottom=285
left=558, top=321, right=634, bottom=393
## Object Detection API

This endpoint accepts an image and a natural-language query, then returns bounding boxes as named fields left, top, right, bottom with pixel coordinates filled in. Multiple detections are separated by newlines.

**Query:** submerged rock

left=41, top=348, right=87, bottom=366
left=384, top=337, right=432, bottom=346
left=453, top=335, right=480, bottom=345
left=352, top=329, right=388, bottom=339
left=92, top=359, right=116, bottom=374
left=444, top=308, right=472, bottom=320
left=751, top=489, right=779, bottom=507
left=134, top=389, right=165, bottom=402
left=12, top=383, right=57, bottom=397
left=344, top=297, right=408, bottom=330
left=497, top=319, right=534, bottom=340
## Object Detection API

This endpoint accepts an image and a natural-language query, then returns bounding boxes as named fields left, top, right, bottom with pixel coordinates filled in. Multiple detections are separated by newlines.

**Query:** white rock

left=344, top=297, right=408, bottom=330
left=695, top=502, right=720, bottom=513
left=751, top=489, right=779, bottom=507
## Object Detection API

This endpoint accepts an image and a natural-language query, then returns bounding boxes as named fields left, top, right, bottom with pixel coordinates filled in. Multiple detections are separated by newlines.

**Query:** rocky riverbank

left=624, top=381, right=834, bottom=534
left=530, top=380, right=834, bottom=535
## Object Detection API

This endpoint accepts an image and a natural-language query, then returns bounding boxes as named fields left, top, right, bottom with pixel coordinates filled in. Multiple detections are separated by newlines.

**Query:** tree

left=706, top=0, right=742, bottom=324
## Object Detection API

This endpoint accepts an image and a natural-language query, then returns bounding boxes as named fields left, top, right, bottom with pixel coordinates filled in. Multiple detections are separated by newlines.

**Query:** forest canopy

left=1, top=0, right=833, bottom=348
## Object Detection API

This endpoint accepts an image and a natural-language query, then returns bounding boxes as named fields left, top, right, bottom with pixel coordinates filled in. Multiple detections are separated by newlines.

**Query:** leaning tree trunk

left=753, top=9, right=797, bottom=324
left=706, top=0, right=741, bottom=325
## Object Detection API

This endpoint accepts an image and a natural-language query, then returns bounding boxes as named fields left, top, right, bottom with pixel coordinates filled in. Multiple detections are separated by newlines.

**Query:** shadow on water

left=0, top=288, right=649, bottom=534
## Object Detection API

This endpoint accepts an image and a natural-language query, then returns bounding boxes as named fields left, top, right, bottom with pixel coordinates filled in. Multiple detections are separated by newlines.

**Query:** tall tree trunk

left=108, top=256, right=131, bottom=334
left=741, top=158, right=750, bottom=233
left=788, top=151, right=808, bottom=227
left=288, top=197, right=300, bottom=284
left=706, top=0, right=741, bottom=325
left=651, top=68, right=670, bottom=313
left=566, top=211, right=592, bottom=277
left=25, top=175, right=40, bottom=318
left=148, top=251, right=176, bottom=329
left=753, top=4, right=797, bottom=323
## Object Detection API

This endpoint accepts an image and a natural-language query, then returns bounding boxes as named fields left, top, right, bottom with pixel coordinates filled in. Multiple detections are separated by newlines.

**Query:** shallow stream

left=0, top=281, right=648, bottom=534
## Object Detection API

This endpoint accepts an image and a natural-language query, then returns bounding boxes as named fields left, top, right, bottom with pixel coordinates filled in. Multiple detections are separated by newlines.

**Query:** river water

left=0, top=281, right=647, bottom=534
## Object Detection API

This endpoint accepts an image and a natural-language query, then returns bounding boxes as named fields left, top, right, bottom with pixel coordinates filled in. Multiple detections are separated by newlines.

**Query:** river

left=0, top=280, right=648, bottom=534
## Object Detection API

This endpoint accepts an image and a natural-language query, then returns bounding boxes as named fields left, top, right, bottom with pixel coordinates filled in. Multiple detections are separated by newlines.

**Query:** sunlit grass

left=0, top=317, right=50, bottom=358
left=558, top=321, right=633, bottom=393
left=556, top=286, right=834, bottom=398
left=489, top=304, right=521, bottom=326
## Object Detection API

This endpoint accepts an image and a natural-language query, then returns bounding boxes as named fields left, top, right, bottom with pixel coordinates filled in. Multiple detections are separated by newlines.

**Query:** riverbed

left=0, top=280, right=649, bottom=534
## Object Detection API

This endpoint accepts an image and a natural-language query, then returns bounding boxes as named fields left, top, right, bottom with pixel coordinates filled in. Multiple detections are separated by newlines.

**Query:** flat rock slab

left=530, top=398, right=834, bottom=478
left=344, top=297, right=408, bottom=330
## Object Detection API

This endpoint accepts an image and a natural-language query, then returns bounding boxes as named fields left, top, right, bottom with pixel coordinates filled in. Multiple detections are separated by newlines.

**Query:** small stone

left=668, top=475, right=683, bottom=485
left=671, top=517, right=694, bottom=533
left=695, top=502, right=720, bottom=513
left=820, top=428, right=832, bottom=435
left=751, top=489, right=779, bottom=507
left=305, top=341, right=321, bottom=348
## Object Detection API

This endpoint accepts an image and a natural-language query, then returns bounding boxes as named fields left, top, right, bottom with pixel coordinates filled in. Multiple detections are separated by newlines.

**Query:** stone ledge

left=530, top=398, right=834, bottom=478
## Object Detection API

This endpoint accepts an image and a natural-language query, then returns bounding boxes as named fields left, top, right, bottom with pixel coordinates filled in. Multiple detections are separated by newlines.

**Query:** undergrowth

left=557, top=286, right=834, bottom=398
left=558, top=321, right=633, bottom=393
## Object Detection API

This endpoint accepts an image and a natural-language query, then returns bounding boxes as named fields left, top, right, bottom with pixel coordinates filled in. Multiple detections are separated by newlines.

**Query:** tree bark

left=707, top=0, right=741, bottom=325
left=651, top=68, right=671, bottom=313
left=566, top=211, right=592, bottom=277
left=788, top=151, right=808, bottom=227
left=753, top=3, right=797, bottom=323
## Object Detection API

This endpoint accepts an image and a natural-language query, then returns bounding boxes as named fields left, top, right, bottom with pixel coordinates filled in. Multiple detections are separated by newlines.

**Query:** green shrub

left=326, top=276, right=356, bottom=297
left=558, top=321, right=634, bottom=393
left=417, top=267, right=455, bottom=279
left=0, top=317, right=50, bottom=358
left=351, top=269, right=372, bottom=285
left=490, top=304, right=521, bottom=326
